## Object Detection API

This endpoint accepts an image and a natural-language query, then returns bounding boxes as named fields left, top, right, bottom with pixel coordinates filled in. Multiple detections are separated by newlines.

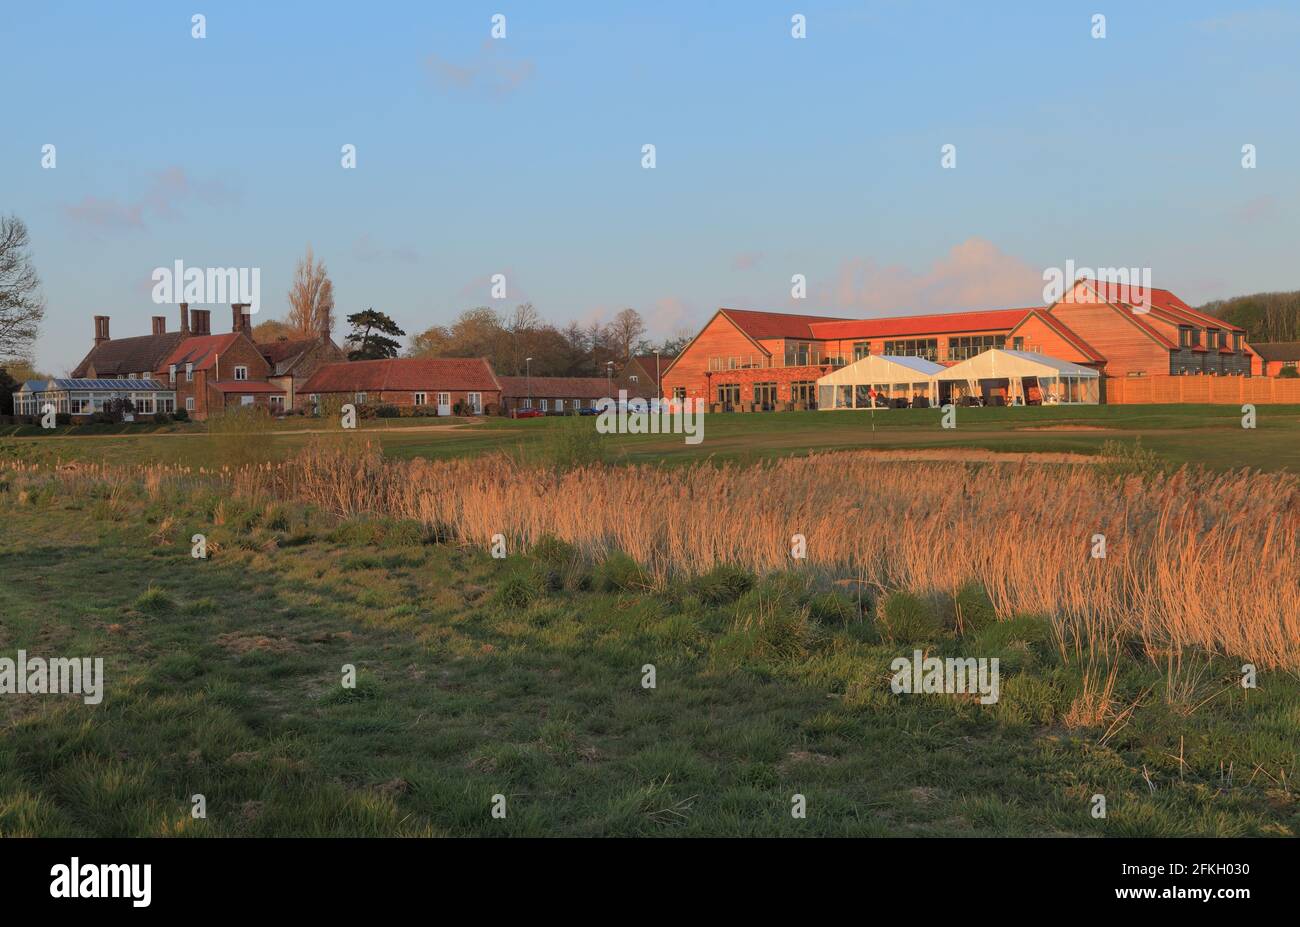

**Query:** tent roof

left=817, top=353, right=946, bottom=386
left=934, top=349, right=1099, bottom=381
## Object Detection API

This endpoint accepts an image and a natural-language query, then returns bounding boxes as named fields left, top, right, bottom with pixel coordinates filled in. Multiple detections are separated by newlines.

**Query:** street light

left=526, top=357, right=533, bottom=406
left=655, top=350, right=661, bottom=412
left=606, top=360, right=614, bottom=399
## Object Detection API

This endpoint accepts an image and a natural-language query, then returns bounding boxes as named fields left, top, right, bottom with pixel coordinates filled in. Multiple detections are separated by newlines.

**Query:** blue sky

left=4, top=1, right=1298, bottom=372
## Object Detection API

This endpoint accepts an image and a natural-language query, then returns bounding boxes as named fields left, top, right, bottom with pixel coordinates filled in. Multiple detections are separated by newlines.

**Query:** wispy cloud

left=813, top=238, right=1044, bottom=315
left=731, top=251, right=764, bottom=271
left=424, top=39, right=536, bottom=98
left=63, top=167, right=236, bottom=232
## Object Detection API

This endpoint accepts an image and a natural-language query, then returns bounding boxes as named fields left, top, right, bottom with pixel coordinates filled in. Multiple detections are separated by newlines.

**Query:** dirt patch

left=215, top=632, right=299, bottom=655
left=1014, top=425, right=1116, bottom=432
left=849, top=448, right=1098, bottom=464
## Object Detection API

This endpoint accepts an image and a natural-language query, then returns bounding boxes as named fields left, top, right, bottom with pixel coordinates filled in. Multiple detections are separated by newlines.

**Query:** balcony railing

left=707, top=353, right=846, bottom=372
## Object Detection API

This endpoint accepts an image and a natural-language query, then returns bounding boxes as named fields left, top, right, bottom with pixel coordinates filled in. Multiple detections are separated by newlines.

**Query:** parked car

left=578, top=406, right=600, bottom=416
left=512, top=408, right=545, bottom=419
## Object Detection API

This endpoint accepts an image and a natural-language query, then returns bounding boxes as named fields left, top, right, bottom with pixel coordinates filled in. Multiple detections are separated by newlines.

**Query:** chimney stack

left=232, top=303, right=252, bottom=334
left=192, top=308, right=211, bottom=336
left=152, top=316, right=167, bottom=336
left=94, top=316, right=110, bottom=345
left=179, top=302, right=190, bottom=335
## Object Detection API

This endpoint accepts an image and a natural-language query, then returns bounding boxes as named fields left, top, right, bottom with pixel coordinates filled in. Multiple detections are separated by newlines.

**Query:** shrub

left=876, top=590, right=942, bottom=644
left=494, top=571, right=540, bottom=609
left=152, top=413, right=171, bottom=425
left=596, top=553, right=649, bottom=592
left=1278, top=366, right=1299, bottom=379
left=172, top=407, right=189, bottom=422
left=134, top=586, right=176, bottom=615
left=808, top=590, right=858, bottom=625
left=691, top=563, right=755, bottom=606
left=532, top=535, right=578, bottom=567
left=375, top=404, right=400, bottom=418
left=953, top=581, right=997, bottom=634
left=54, top=412, right=71, bottom=426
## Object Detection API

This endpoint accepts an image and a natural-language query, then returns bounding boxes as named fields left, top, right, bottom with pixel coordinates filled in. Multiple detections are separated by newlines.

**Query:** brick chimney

left=191, top=308, right=211, bottom=336
left=152, top=316, right=167, bottom=336
left=179, top=302, right=190, bottom=335
left=94, top=315, right=110, bottom=345
left=231, top=303, right=252, bottom=334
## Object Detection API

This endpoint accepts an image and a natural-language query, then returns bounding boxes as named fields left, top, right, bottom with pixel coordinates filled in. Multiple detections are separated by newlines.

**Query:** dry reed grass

left=5, top=438, right=1298, bottom=669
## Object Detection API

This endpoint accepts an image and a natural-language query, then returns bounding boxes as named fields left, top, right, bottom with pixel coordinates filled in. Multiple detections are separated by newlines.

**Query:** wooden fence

left=1104, top=375, right=1300, bottom=405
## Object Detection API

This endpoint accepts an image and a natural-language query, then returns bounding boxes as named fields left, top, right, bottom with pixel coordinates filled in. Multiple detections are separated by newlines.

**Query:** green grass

left=5, top=404, right=1300, bottom=472
left=1, top=490, right=1295, bottom=836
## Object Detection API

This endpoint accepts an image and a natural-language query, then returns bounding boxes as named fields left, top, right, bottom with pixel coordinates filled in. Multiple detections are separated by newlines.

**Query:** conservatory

left=816, top=354, right=945, bottom=409
left=933, top=350, right=1100, bottom=406
left=11, top=378, right=177, bottom=418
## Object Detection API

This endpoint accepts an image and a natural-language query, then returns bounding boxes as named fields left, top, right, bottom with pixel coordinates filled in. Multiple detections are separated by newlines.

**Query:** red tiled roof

left=1076, top=280, right=1245, bottom=333
left=210, top=381, right=285, bottom=393
left=808, top=307, right=1038, bottom=340
left=720, top=308, right=849, bottom=340
left=301, top=358, right=501, bottom=394
left=498, top=376, right=615, bottom=399
left=157, top=333, right=242, bottom=373
left=1252, top=342, right=1300, bottom=362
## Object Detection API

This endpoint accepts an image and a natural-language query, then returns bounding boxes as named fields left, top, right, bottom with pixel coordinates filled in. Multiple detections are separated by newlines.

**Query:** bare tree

left=0, top=216, right=46, bottom=361
left=287, top=245, right=335, bottom=335
left=608, top=307, right=646, bottom=363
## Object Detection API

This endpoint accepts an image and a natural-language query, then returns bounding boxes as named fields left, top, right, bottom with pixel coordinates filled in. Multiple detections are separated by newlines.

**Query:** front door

left=437, top=392, right=451, bottom=416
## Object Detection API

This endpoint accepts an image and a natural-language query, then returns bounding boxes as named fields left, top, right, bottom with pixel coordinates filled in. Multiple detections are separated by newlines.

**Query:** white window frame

left=186, top=363, right=194, bottom=382
left=234, top=365, right=248, bottom=381
left=436, top=392, right=449, bottom=407
left=240, top=395, right=255, bottom=406
left=414, top=392, right=427, bottom=406
left=540, top=399, right=548, bottom=412
left=468, top=392, right=482, bottom=413
left=186, top=397, right=195, bottom=412
left=169, top=364, right=176, bottom=384
left=356, top=392, right=366, bottom=405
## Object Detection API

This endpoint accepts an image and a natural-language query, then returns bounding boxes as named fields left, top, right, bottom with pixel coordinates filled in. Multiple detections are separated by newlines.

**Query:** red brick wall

left=703, top=365, right=828, bottom=405
left=307, top=388, right=502, bottom=412
left=662, top=313, right=766, bottom=404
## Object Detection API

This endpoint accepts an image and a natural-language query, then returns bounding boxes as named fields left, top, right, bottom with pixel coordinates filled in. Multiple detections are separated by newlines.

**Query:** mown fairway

left=1, top=488, right=1296, bottom=836
left=4, top=403, right=1300, bottom=471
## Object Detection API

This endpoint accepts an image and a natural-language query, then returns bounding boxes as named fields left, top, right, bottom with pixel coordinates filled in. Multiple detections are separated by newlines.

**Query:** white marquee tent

left=934, top=349, right=1100, bottom=405
left=817, top=354, right=946, bottom=409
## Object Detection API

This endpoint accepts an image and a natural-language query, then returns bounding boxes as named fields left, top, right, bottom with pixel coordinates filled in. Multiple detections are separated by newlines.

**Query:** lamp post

left=606, top=361, right=614, bottom=399
left=655, top=350, right=661, bottom=411
left=526, top=357, right=533, bottom=408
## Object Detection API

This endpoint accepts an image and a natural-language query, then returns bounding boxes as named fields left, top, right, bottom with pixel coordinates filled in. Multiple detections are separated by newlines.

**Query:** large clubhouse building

left=661, top=279, right=1258, bottom=408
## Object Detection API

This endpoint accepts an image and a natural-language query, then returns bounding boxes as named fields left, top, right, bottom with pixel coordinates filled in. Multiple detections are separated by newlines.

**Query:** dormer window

left=186, top=363, right=194, bottom=382
left=169, top=364, right=177, bottom=384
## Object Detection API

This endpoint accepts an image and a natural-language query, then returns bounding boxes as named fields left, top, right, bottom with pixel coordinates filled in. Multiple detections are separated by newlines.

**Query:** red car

left=512, top=408, right=545, bottom=419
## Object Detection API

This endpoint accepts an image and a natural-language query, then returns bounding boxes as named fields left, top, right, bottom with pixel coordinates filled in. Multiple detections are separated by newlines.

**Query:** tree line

left=1201, top=291, right=1300, bottom=344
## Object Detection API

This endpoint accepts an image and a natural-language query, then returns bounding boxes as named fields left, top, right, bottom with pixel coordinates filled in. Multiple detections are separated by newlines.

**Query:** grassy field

left=4, top=403, right=1300, bottom=471
left=1, top=482, right=1296, bottom=837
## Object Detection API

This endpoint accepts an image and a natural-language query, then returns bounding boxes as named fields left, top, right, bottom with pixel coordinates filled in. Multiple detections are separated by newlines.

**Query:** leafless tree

left=287, top=245, right=335, bottom=335
left=0, top=216, right=46, bottom=361
left=608, top=307, right=646, bottom=363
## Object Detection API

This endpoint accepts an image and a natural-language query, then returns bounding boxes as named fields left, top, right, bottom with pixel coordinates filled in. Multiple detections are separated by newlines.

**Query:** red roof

left=301, top=358, right=501, bottom=394
left=1075, top=280, right=1244, bottom=333
left=720, top=308, right=848, bottom=340
left=808, top=307, right=1037, bottom=340
left=157, top=333, right=242, bottom=373
left=210, top=381, right=285, bottom=394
